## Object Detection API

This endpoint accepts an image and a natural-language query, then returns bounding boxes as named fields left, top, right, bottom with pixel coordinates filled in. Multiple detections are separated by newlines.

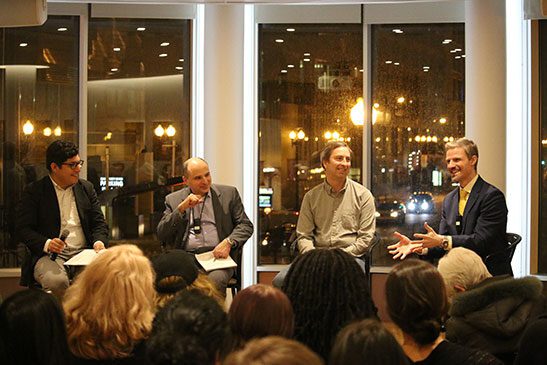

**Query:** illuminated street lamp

left=350, top=97, right=365, bottom=126
left=22, top=120, right=34, bottom=135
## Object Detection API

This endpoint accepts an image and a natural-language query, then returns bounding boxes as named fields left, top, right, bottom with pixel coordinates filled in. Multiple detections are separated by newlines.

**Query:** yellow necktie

left=459, top=189, right=469, bottom=216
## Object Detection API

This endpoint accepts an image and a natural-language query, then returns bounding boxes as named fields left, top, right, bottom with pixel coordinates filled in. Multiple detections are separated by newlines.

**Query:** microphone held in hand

left=50, top=229, right=70, bottom=261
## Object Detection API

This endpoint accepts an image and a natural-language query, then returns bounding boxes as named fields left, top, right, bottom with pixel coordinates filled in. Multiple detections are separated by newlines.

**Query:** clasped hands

left=387, top=222, right=444, bottom=260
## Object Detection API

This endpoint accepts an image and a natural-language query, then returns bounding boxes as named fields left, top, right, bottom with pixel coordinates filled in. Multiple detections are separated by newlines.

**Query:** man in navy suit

left=156, top=157, right=253, bottom=294
left=16, top=140, right=108, bottom=297
left=389, top=138, right=510, bottom=275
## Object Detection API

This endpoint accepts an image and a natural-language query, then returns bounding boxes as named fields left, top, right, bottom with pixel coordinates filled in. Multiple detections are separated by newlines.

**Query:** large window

left=0, top=16, right=80, bottom=267
left=257, top=24, right=363, bottom=265
left=87, top=18, right=192, bottom=249
left=370, top=23, right=465, bottom=265
left=538, top=20, right=547, bottom=274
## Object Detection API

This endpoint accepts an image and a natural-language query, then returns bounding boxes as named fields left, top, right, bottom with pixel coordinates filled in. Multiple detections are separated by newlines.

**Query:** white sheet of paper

left=195, top=251, right=237, bottom=272
left=64, top=249, right=99, bottom=266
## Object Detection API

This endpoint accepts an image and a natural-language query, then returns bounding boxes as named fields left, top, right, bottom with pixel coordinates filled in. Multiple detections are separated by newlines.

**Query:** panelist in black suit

left=389, top=138, right=510, bottom=275
left=15, top=140, right=108, bottom=298
left=156, top=157, right=253, bottom=294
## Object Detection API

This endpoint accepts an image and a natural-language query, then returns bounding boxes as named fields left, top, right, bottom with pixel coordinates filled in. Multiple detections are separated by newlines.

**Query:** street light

left=350, top=97, right=365, bottom=126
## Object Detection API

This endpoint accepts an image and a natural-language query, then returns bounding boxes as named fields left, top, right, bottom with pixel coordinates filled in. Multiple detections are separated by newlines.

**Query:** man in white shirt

left=16, top=140, right=108, bottom=297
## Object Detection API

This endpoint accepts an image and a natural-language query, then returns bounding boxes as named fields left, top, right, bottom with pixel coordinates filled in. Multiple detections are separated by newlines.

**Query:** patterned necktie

left=459, top=189, right=469, bottom=216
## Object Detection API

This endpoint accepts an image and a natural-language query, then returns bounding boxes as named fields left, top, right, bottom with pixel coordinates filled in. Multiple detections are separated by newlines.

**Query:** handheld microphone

left=50, top=229, right=69, bottom=261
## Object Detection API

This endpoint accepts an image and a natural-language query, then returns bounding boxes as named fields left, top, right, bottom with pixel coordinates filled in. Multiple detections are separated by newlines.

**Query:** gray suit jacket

left=156, top=184, right=253, bottom=251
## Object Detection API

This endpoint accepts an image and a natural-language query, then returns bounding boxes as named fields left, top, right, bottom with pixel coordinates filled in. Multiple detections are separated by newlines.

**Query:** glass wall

left=0, top=16, right=80, bottom=267
left=370, top=23, right=465, bottom=265
left=87, top=18, right=192, bottom=250
left=538, top=20, right=547, bottom=274
left=257, top=24, right=363, bottom=265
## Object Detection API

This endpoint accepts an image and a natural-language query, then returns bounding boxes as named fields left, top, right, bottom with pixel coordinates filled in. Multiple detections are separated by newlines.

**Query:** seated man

left=156, top=157, right=253, bottom=295
left=389, top=138, right=511, bottom=275
left=438, top=247, right=545, bottom=363
left=16, top=140, right=108, bottom=298
left=273, top=141, right=376, bottom=287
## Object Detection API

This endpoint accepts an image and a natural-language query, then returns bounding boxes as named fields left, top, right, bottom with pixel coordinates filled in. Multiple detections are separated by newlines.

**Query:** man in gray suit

left=156, top=157, right=253, bottom=293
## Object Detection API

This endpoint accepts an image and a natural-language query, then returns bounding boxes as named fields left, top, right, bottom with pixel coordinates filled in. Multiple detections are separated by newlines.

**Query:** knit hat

left=151, top=250, right=199, bottom=294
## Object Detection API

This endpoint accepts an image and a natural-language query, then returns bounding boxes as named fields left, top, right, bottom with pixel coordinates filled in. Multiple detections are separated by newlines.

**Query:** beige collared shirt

left=296, top=178, right=376, bottom=257
left=43, top=176, right=87, bottom=254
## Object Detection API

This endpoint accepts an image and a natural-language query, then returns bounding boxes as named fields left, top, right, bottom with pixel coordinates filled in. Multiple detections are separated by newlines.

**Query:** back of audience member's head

left=0, top=289, right=71, bottom=365
left=229, top=284, right=294, bottom=346
left=386, top=259, right=448, bottom=347
left=330, top=319, right=409, bottom=365
left=151, top=249, right=222, bottom=307
left=282, top=249, right=377, bottom=359
left=147, top=289, right=231, bottom=365
left=224, top=336, right=324, bottom=365
left=437, top=247, right=492, bottom=299
left=64, top=244, right=156, bottom=360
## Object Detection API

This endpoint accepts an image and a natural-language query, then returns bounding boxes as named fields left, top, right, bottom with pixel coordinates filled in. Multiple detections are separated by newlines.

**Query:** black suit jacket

left=16, top=176, right=109, bottom=284
left=438, top=175, right=509, bottom=275
left=156, top=184, right=253, bottom=252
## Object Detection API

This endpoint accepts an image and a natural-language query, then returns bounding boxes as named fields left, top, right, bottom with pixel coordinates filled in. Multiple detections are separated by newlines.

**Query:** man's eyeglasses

left=61, top=160, right=85, bottom=169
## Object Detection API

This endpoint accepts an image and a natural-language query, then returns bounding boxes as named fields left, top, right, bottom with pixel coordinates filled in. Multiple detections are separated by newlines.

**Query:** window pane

left=258, top=24, right=363, bottom=265
left=87, top=18, right=191, bottom=250
left=538, top=21, right=547, bottom=274
left=370, top=24, right=465, bottom=266
left=0, top=16, right=80, bottom=267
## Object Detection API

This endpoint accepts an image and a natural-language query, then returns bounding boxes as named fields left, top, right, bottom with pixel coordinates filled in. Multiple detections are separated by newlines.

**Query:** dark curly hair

left=46, top=140, right=78, bottom=171
left=146, top=289, right=231, bottom=365
left=282, top=249, right=377, bottom=360
left=386, top=259, right=448, bottom=346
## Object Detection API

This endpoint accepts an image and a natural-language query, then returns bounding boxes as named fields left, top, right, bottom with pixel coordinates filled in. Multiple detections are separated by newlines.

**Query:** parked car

left=405, top=192, right=435, bottom=214
left=375, top=200, right=406, bottom=225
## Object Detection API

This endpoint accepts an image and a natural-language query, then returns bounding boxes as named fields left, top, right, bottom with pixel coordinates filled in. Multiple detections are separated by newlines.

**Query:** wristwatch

left=440, top=236, right=449, bottom=250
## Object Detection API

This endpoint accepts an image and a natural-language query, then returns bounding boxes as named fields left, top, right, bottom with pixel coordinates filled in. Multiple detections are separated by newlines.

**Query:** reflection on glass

left=370, top=23, right=465, bottom=266
left=538, top=21, right=547, bottom=274
left=258, top=24, right=363, bottom=265
left=0, top=16, right=79, bottom=267
left=87, top=18, right=191, bottom=248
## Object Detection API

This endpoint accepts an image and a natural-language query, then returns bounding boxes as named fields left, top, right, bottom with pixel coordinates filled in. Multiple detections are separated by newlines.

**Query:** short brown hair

left=445, top=138, right=479, bottom=170
left=320, top=141, right=352, bottom=169
left=224, top=336, right=324, bottom=365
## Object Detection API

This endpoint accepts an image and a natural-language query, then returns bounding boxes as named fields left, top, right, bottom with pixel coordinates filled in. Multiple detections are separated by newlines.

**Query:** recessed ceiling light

left=161, top=42, right=170, bottom=47
left=423, top=66, right=430, bottom=69
left=303, top=52, right=310, bottom=56
left=455, top=56, right=461, bottom=59
left=19, top=43, right=28, bottom=47
left=113, top=47, right=121, bottom=52
left=287, top=64, right=294, bottom=68
left=57, top=27, right=68, bottom=32
left=461, top=55, right=466, bottom=58
left=385, top=60, right=393, bottom=64
left=394, top=62, right=400, bottom=66
left=281, top=69, right=288, bottom=73
left=137, top=27, right=146, bottom=31
left=454, top=48, right=462, bottom=52
left=178, top=58, right=184, bottom=62
left=159, top=53, right=168, bottom=58
left=275, top=39, right=284, bottom=43
left=111, top=68, right=118, bottom=72
left=442, top=39, right=452, bottom=44
left=286, top=28, right=295, bottom=32
left=303, top=58, right=311, bottom=62
left=392, top=29, right=403, bottom=34
left=175, top=66, right=183, bottom=70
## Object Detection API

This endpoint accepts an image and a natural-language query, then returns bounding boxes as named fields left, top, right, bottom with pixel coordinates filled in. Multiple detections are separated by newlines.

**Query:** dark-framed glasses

left=61, top=160, right=85, bottom=169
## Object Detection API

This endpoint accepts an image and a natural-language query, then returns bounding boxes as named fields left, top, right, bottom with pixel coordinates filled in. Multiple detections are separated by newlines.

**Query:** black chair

left=484, top=232, right=521, bottom=276
left=227, top=245, right=242, bottom=298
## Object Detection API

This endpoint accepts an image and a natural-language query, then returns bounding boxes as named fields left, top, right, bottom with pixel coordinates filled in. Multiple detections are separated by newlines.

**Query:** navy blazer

left=439, top=175, right=509, bottom=275
left=156, top=184, right=253, bottom=251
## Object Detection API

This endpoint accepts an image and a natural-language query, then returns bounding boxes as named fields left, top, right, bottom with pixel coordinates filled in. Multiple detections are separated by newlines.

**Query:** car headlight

left=390, top=211, right=399, bottom=218
left=375, top=211, right=381, bottom=218
left=407, top=202, right=416, bottom=211
left=421, top=201, right=429, bottom=211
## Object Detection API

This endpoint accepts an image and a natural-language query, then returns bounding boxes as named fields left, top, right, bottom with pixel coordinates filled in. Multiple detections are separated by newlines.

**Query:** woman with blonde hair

left=64, top=244, right=156, bottom=364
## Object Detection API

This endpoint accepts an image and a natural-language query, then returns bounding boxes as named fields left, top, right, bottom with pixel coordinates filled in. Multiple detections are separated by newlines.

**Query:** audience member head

left=46, top=140, right=79, bottom=171
left=224, top=336, right=324, bottom=365
left=229, top=284, right=294, bottom=346
left=147, top=289, right=231, bottom=365
left=0, top=289, right=71, bottom=365
left=282, top=249, right=377, bottom=359
left=386, top=259, right=448, bottom=347
left=330, top=319, right=409, bottom=365
left=437, top=247, right=492, bottom=299
left=151, top=250, right=223, bottom=307
left=64, top=244, right=156, bottom=360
